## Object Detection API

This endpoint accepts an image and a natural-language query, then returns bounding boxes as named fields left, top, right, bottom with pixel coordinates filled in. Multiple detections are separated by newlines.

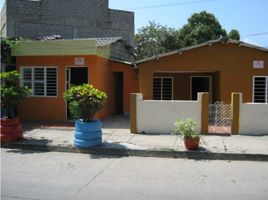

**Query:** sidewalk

left=2, top=116, right=268, bottom=161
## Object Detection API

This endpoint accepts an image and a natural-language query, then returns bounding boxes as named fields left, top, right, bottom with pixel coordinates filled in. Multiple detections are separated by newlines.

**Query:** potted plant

left=63, top=84, right=107, bottom=148
left=0, top=70, right=31, bottom=142
left=173, top=118, right=201, bottom=150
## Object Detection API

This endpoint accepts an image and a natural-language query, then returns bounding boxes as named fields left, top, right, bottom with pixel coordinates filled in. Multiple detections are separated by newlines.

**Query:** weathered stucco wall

left=135, top=93, right=202, bottom=134
left=239, top=93, right=268, bottom=135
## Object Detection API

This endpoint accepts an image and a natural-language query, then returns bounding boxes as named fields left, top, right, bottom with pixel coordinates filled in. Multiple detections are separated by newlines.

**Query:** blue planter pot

left=74, top=120, right=102, bottom=148
left=74, top=138, right=102, bottom=148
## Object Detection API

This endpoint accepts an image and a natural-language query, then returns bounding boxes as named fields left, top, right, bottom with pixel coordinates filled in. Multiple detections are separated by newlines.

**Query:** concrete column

left=130, top=93, right=139, bottom=134
left=231, top=93, right=241, bottom=134
left=200, top=92, right=209, bottom=134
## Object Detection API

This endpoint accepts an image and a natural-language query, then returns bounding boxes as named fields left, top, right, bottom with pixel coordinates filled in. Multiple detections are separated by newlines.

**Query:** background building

left=1, top=0, right=134, bottom=45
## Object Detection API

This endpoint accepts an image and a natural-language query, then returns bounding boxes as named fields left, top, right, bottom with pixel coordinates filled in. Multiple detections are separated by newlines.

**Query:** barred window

left=21, top=67, right=57, bottom=97
left=153, top=77, right=173, bottom=100
left=253, top=76, right=268, bottom=103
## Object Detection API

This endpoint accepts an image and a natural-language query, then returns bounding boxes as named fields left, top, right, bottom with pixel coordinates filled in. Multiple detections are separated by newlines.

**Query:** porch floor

left=208, top=126, right=231, bottom=135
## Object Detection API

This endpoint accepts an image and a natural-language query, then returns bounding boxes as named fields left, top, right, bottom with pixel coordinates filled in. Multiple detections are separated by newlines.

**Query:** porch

left=153, top=71, right=220, bottom=103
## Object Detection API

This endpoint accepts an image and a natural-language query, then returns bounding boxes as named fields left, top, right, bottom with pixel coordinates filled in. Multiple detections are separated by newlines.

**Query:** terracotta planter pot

left=184, top=137, right=200, bottom=150
left=0, top=117, right=23, bottom=143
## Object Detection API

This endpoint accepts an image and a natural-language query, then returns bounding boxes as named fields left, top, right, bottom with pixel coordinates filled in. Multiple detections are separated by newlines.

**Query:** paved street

left=1, top=148, right=268, bottom=200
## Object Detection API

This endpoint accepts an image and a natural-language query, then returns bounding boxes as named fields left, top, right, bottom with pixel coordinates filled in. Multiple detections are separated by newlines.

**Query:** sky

left=1, top=0, right=267, bottom=47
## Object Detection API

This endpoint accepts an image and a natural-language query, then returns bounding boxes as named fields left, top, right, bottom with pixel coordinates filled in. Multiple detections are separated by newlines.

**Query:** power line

left=243, top=32, right=268, bottom=37
left=125, top=0, right=221, bottom=10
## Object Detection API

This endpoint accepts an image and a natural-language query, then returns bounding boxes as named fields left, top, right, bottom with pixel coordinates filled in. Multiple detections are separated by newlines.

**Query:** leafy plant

left=1, top=37, right=28, bottom=64
left=0, top=70, right=31, bottom=118
left=173, top=118, right=200, bottom=139
left=63, top=84, right=107, bottom=122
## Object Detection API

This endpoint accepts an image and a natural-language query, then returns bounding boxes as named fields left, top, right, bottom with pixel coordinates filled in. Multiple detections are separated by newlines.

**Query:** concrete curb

left=2, top=142, right=268, bottom=162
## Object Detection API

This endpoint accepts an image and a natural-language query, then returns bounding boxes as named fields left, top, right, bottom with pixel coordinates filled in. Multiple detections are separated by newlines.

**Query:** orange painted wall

left=17, top=55, right=100, bottom=122
left=138, top=43, right=268, bottom=103
left=93, top=56, right=115, bottom=119
left=109, top=61, right=139, bottom=114
left=16, top=55, right=139, bottom=122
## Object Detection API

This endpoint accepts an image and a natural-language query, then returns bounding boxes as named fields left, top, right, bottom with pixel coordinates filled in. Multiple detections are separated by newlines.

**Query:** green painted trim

left=12, top=39, right=111, bottom=58
left=97, top=46, right=111, bottom=59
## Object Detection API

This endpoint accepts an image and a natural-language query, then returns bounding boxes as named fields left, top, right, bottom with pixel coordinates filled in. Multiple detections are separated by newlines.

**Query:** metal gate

left=209, top=101, right=231, bottom=134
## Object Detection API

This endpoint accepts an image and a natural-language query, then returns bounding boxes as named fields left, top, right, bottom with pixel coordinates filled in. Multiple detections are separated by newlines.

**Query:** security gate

left=209, top=101, right=231, bottom=134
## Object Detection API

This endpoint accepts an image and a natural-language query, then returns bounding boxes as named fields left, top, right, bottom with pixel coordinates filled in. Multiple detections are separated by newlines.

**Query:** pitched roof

left=136, top=39, right=268, bottom=64
left=38, top=36, right=123, bottom=47
left=95, top=37, right=122, bottom=47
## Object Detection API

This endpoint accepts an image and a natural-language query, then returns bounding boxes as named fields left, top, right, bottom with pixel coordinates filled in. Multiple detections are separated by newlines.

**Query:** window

left=153, top=77, right=173, bottom=100
left=253, top=76, right=268, bottom=103
left=21, top=67, right=57, bottom=97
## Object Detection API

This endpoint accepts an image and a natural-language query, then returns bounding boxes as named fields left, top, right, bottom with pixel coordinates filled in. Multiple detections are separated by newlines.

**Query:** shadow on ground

left=2, top=138, right=53, bottom=154
left=5, top=148, right=49, bottom=154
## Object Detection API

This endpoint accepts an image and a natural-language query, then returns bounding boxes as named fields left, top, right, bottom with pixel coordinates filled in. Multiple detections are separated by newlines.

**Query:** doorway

left=191, top=76, right=212, bottom=101
left=66, top=67, right=88, bottom=90
left=113, top=72, right=123, bottom=115
left=66, top=67, right=88, bottom=119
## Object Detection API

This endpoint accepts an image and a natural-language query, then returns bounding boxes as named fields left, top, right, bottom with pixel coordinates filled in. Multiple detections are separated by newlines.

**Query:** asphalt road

left=1, top=148, right=268, bottom=200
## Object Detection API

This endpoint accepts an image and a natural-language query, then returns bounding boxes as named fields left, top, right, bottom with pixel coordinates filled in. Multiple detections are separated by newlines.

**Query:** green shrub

left=173, top=118, right=200, bottom=139
left=1, top=37, right=28, bottom=64
left=0, top=70, right=31, bottom=118
left=63, top=84, right=107, bottom=122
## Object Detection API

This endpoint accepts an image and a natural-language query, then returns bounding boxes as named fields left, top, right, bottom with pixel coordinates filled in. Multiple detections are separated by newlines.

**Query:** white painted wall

left=136, top=93, right=201, bottom=134
left=240, top=103, right=268, bottom=135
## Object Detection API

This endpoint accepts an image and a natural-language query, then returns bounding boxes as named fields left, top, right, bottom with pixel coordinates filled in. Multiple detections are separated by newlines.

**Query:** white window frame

left=153, top=77, right=173, bottom=100
left=253, top=76, right=268, bottom=103
left=20, top=66, right=58, bottom=97
left=65, top=68, right=71, bottom=91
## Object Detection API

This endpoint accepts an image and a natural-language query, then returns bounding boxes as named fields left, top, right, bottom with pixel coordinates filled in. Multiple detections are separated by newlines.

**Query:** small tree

left=177, top=11, right=228, bottom=47
left=135, top=21, right=179, bottom=59
left=0, top=70, right=31, bottom=118
left=63, top=84, right=107, bottom=122
left=228, top=29, right=240, bottom=40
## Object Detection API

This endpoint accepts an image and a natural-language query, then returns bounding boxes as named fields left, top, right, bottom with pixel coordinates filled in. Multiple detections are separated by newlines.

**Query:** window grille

left=253, top=76, right=268, bottom=103
left=153, top=77, right=173, bottom=100
left=21, top=67, right=58, bottom=97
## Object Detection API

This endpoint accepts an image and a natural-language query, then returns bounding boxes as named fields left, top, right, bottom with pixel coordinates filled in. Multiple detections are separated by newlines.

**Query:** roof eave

left=136, top=39, right=268, bottom=64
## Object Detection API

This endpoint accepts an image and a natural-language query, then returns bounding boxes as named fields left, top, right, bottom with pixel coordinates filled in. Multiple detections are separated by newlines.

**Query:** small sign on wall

left=253, top=60, right=264, bottom=69
left=75, top=57, right=85, bottom=66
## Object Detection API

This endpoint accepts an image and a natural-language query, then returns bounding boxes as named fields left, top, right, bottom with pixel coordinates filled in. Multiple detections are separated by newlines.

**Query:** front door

left=66, top=67, right=88, bottom=90
left=66, top=67, right=88, bottom=119
left=114, top=72, right=123, bottom=115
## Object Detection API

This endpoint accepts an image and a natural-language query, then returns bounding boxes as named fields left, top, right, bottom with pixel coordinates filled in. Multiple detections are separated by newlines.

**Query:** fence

left=130, top=93, right=208, bottom=134
left=239, top=95, right=268, bottom=135
left=130, top=92, right=268, bottom=135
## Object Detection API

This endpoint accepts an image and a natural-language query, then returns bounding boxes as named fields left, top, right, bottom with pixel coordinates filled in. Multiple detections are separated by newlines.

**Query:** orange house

left=13, top=38, right=139, bottom=122
left=136, top=39, right=268, bottom=104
